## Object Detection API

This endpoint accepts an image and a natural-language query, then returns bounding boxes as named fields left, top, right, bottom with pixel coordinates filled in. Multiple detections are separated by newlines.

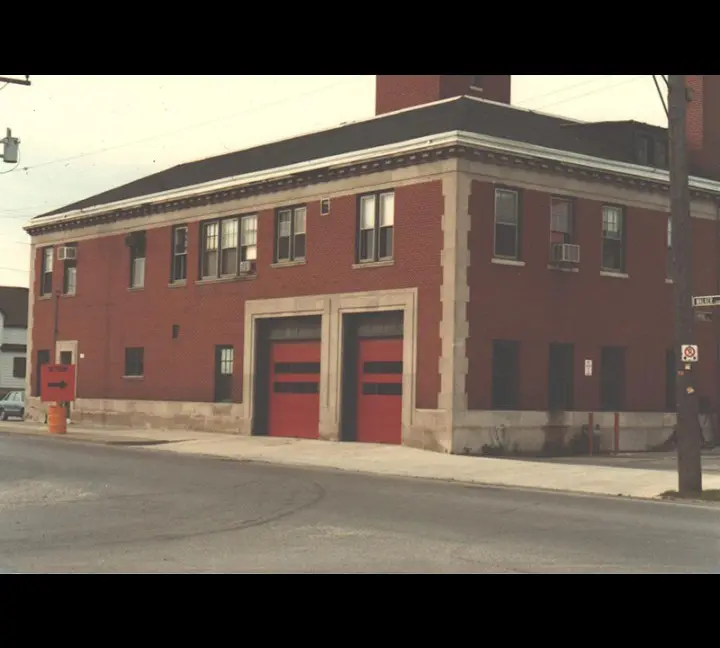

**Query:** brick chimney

left=375, top=75, right=511, bottom=116
left=686, top=75, right=720, bottom=180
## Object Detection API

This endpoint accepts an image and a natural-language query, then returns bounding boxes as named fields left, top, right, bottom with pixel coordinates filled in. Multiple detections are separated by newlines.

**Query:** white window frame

left=201, top=214, right=257, bottom=279
left=550, top=197, right=573, bottom=245
left=357, top=191, right=394, bottom=263
left=275, top=206, right=306, bottom=263
left=601, top=205, right=625, bottom=273
left=171, top=225, right=188, bottom=283
left=129, top=233, right=146, bottom=289
left=40, top=246, right=53, bottom=296
left=494, top=188, right=521, bottom=260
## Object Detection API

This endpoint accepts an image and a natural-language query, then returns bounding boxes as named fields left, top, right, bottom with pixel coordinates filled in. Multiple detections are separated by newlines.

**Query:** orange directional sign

left=40, top=364, right=76, bottom=403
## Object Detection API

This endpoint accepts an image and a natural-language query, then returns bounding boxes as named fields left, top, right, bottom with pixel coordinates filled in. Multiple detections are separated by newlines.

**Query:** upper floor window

left=655, top=139, right=668, bottom=167
left=494, top=188, right=521, bottom=260
left=128, top=231, right=146, bottom=289
left=601, top=205, right=625, bottom=272
left=171, top=225, right=188, bottom=283
left=275, top=206, right=306, bottom=263
left=550, top=197, right=574, bottom=245
left=61, top=243, right=77, bottom=296
left=200, top=214, right=257, bottom=279
left=636, top=134, right=651, bottom=165
left=470, top=76, right=484, bottom=88
left=357, top=191, right=394, bottom=264
left=39, top=246, right=53, bottom=296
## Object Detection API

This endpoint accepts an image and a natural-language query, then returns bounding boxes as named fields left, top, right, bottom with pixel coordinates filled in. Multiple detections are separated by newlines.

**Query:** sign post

left=40, top=364, right=76, bottom=435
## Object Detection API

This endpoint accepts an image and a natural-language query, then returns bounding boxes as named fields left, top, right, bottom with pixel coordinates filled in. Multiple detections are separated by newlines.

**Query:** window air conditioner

left=238, top=260, right=254, bottom=274
left=57, top=246, right=77, bottom=262
left=551, top=243, right=580, bottom=264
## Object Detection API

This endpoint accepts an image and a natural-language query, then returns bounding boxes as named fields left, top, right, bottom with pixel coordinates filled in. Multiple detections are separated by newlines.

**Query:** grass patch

left=660, top=489, right=720, bottom=502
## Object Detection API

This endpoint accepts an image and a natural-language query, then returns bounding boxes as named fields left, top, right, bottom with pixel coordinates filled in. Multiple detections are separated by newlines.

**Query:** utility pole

left=1, top=75, right=30, bottom=164
left=668, top=74, right=703, bottom=494
left=0, top=75, right=31, bottom=86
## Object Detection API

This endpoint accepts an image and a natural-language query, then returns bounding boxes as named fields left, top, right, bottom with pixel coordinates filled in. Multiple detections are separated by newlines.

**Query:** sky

left=0, top=74, right=667, bottom=288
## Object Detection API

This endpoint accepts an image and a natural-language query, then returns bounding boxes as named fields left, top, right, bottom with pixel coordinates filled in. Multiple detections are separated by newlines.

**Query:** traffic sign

left=692, top=295, right=720, bottom=308
left=40, top=364, right=76, bottom=403
left=681, top=345, right=699, bottom=363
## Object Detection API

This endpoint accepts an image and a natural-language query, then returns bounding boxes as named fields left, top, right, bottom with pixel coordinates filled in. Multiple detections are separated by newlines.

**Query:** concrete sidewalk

left=2, top=420, right=719, bottom=500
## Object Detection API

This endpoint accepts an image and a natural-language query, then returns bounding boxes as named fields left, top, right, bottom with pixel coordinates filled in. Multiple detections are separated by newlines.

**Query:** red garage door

left=356, top=338, right=403, bottom=445
left=268, top=341, right=321, bottom=439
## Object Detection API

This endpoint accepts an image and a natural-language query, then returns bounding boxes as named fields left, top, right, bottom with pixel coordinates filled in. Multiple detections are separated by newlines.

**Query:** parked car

left=0, top=390, right=25, bottom=421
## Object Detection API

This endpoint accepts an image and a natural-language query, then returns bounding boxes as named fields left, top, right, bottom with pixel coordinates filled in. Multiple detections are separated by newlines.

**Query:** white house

left=0, top=286, right=29, bottom=396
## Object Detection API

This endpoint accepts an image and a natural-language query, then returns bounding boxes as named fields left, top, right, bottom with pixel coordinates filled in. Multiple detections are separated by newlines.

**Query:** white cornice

left=27, top=129, right=720, bottom=231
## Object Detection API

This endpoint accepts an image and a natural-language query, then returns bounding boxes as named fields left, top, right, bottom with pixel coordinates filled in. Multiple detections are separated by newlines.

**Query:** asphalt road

left=0, top=432, right=718, bottom=573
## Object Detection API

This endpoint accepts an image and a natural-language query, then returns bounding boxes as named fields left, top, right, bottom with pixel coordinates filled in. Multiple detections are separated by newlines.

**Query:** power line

left=516, top=75, right=615, bottom=107
left=652, top=75, right=669, bottom=117
left=3, top=76, right=366, bottom=177
left=532, top=75, right=647, bottom=111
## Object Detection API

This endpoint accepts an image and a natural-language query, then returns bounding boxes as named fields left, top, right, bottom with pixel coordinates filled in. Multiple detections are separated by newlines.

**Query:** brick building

left=23, top=75, right=720, bottom=453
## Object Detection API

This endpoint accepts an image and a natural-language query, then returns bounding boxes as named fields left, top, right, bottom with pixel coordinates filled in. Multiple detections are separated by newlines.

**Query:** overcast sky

left=0, top=74, right=666, bottom=288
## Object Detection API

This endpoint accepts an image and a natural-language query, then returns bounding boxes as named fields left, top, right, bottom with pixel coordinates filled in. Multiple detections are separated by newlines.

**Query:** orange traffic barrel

left=48, top=404, right=67, bottom=435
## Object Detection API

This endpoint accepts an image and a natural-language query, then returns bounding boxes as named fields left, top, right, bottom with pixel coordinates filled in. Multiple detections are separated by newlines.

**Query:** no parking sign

left=681, top=344, right=699, bottom=363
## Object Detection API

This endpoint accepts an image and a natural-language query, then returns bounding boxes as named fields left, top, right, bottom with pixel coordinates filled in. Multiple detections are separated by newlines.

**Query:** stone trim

left=242, top=288, right=418, bottom=442
left=27, top=141, right=720, bottom=237
left=438, top=164, right=472, bottom=452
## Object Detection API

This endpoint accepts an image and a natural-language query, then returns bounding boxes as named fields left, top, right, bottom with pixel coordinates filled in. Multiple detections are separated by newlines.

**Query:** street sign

left=584, top=359, right=593, bottom=376
left=692, top=295, right=720, bottom=308
left=40, top=364, right=76, bottom=403
left=680, top=345, right=699, bottom=363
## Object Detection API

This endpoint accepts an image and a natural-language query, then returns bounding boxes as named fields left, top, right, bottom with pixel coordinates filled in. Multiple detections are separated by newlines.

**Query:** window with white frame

left=40, top=247, right=53, bottom=296
left=357, top=191, right=394, bottom=263
left=201, top=215, right=257, bottom=279
left=220, top=218, right=239, bottom=276
left=275, top=206, right=306, bottom=262
left=550, top=198, right=573, bottom=245
left=494, top=188, right=521, bottom=259
left=240, top=215, right=257, bottom=263
left=601, top=205, right=625, bottom=272
left=62, top=244, right=78, bottom=296
left=129, top=232, right=146, bottom=289
left=171, top=225, right=188, bottom=283
left=666, top=217, right=673, bottom=280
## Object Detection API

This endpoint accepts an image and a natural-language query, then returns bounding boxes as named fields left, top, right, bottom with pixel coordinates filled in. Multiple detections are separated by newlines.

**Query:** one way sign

left=40, top=364, right=76, bottom=403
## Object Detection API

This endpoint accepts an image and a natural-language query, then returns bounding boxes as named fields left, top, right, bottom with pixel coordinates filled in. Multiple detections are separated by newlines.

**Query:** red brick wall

left=31, top=180, right=444, bottom=409
left=375, top=75, right=511, bottom=115
left=466, top=180, right=719, bottom=412
left=686, top=75, right=720, bottom=180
